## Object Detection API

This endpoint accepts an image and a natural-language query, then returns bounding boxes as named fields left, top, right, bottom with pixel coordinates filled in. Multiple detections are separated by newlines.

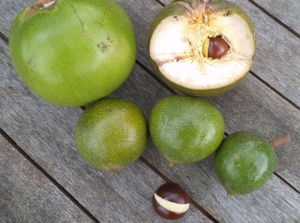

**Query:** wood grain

left=132, top=0, right=300, bottom=107
left=0, top=134, right=94, bottom=223
left=1, top=0, right=300, bottom=222
left=118, top=0, right=300, bottom=189
left=250, top=0, right=300, bottom=33
left=0, top=38, right=211, bottom=222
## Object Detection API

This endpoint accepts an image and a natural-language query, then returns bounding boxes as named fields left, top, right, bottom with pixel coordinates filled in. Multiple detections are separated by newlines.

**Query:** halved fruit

left=148, top=0, right=256, bottom=97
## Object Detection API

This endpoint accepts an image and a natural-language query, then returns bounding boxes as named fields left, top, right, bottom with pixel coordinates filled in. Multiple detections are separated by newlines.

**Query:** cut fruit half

left=149, top=0, right=256, bottom=97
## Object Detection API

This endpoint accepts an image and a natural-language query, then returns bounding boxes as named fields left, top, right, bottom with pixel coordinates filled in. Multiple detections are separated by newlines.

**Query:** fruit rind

left=9, top=0, right=136, bottom=107
left=214, top=131, right=277, bottom=196
left=149, top=95, right=225, bottom=164
left=75, top=98, right=148, bottom=174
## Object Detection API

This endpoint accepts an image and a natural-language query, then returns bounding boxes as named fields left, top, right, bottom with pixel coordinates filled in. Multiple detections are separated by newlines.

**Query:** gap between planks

left=105, top=56, right=300, bottom=202
left=3, top=33, right=300, bottom=199
left=156, top=0, right=300, bottom=41
left=0, top=31, right=9, bottom=43
left=0, top=129, right=100, bottom=223
left=139, top=156, right=220, bottom=223
left=2, top=1, right=300, bottom=219
left=145, top=0, right=300, bottom=112
left=274, top=172, right=300, bottom=195
left=250, top=70, right=300, bottom=111
left=248, top=0, right=300, bottom=40
left=0, top=126, right=220, bottom=222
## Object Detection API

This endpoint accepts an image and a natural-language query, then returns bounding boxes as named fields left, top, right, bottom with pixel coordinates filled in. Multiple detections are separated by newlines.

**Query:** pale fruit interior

left=150, top=4, right=255, bottom=90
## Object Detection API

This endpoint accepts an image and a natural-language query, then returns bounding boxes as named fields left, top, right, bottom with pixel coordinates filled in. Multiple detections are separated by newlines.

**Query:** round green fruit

left=75, top=98, right=148, bottom=174
left=214, top=131, right=277, bottom=196
left=148, top=0, right=256, bottom=97
left=149, top=95, right=225, bottom=166
left=9, top=0, right=136, bottom=107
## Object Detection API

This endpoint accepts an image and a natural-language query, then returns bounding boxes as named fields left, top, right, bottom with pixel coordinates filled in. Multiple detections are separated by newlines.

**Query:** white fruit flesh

left=149, top=2, right=255, bottom=90
left=154, top=193, right=190, bottom=214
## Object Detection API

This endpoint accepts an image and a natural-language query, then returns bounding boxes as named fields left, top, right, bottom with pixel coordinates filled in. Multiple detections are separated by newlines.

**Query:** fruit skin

left=214, top=131, right=277, bottom=196
left=9, top=0, right=136, bottom=107
left=148, top=0, right=256, bottom=97
left=149, top=95, right=225, bottom=165
left=75, top=98, right=148, bottom=174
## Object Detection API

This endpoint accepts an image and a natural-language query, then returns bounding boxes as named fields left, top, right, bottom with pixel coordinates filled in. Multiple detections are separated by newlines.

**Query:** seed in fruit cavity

left=203, top=36, right=229, bottom=59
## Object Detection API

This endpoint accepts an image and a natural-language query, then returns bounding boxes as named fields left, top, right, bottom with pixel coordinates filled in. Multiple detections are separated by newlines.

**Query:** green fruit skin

left=75, top=98, right=148, bottom=173
left=9, top=0, right=136, bottom=107
left=148, top=0, right=256, bottom=97
left=214, top=131, right=277, bottom=196
left=149, top=95, right=225, bottom=165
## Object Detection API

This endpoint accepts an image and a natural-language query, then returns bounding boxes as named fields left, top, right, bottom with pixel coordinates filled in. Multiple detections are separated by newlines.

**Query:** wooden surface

left=1, top=0, right=300, bottom=222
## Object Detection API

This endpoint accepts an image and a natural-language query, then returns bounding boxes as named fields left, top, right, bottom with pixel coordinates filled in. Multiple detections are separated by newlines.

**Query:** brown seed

left=152, top=182, right=190, bottom=220
left=203, top=36, right=229, bottom=59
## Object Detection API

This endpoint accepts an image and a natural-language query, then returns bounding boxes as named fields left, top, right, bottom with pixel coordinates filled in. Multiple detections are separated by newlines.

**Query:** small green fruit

left=148, top=0, right=256, bottom=97
left=9, top=0, right=136, bottom=107
left=149, top=95, right=225, bottom=166
left=75, top=98, right=148, bottom=174
left=214, top=131, right=277, bottom=196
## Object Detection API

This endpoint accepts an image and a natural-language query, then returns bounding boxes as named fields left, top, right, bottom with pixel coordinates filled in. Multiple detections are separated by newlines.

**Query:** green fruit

left=9, top=0, right=136, bottom=107
left=149, top=95, right=225, bottom=166
left=214, top=131, right=277, bottom=196
left=148, top=0, right=256, bottom=97
left=75, top=98, right=148, bottom=174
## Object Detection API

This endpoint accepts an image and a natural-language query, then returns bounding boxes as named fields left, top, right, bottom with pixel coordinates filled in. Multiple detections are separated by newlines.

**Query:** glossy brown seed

left=204, top=36, right=229, bottom=59
left=152, top=182, right=190, bottom=220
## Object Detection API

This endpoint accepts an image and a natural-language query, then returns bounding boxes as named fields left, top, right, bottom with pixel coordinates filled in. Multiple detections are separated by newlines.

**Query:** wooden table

left=1, top=0, right=300, bottom=222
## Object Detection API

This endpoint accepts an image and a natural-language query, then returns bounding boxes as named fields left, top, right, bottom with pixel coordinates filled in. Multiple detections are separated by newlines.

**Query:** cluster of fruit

left=74, top=95, right=285, bottom=221
left=9, top=0, right=290, bottom=220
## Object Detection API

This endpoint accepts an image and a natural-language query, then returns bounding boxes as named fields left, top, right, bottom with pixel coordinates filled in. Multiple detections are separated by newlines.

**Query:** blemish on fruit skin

left=70, top=3, right=86, bottom=36
left=97, top=42, right=110, bottom=52
left=26, top=57, right=34, bottom=65
left=107, top=34, right=114, bottom=43
left=105, top=165, right=122, bottom=175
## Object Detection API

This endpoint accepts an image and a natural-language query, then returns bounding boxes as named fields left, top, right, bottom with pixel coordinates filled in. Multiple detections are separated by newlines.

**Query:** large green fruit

left=149, top=95, right=225, bottom=166
left=148, top=0, right=256, bottom=97
left=9, top=0, right=136, bottom=107
left=75, top=98, right=148, bottom=174
left=214, top=131, right=277, bottom=196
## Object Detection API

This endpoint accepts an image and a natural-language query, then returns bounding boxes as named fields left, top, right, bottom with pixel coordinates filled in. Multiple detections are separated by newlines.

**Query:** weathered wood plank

left=124, top=0, right=300, bottom=221
left=1, top=0, right=299, bottom=109
left=0, top=134, right=94, bottom=223
left=119, top=0, right=300, bottom=190
left=126, top=0, right=300, bottom=191
left=0, top=0, right=30, bottom=36
left=1, top=0, right=300, bottom=222
left=3, top=32, right=300, bottom=223
left=142, top=73, right=300, bottom=222
left=250, top=0, right=300, bottom=33
left=0, top=38, right=212, bottom=223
